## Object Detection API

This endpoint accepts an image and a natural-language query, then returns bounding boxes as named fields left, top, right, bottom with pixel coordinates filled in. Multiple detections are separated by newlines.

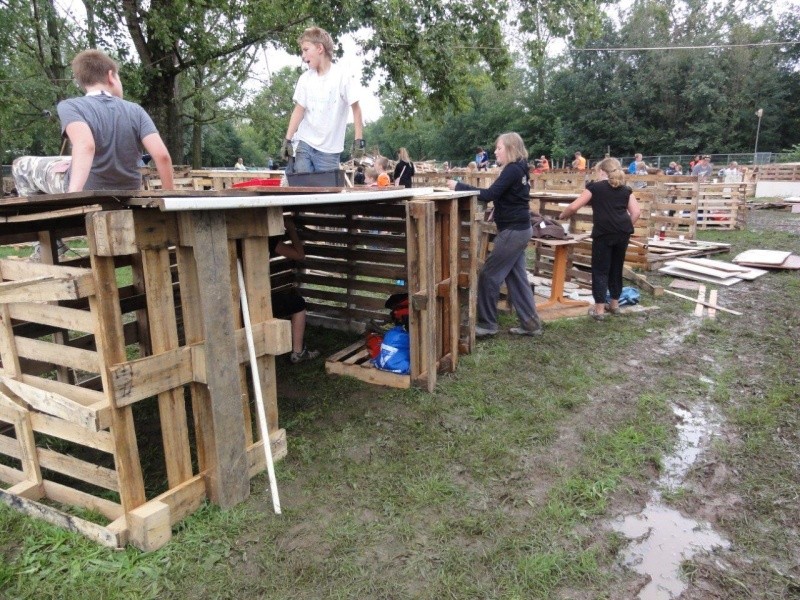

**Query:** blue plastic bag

left=606, top=286, right=640, bottom=306
left=373, top=325, right=410, bottom=374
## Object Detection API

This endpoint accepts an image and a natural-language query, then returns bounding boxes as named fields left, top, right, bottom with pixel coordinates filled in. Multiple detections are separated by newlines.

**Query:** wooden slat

left=0, top=486, right=120, bottom=547
left=16, top=336, right=100, bottom=373
left=0, top=376, right=103, bottom=431
left=37, top=446, right=118, bottom=491
left=30, top=412, right=114, bottom=453
left=87, top=212, right=147, bottom=513
left=8, top=302, right=95, bottom=334
left=110, top=345, right=196, bottom=407
left=137, top=214, right=193, bottom=488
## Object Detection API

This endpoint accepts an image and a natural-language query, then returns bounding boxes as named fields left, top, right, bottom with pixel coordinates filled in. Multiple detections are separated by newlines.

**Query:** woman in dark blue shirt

left=448, top=132, right=543, bottom=337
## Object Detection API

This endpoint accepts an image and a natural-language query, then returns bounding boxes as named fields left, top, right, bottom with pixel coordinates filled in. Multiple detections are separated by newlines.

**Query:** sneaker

left=475, top=325, right=498, bottom=338
left=289, top=347, right=320, bottom=364
left=510, top=314, right=544, bottom=336
left=588, top=306, right=606, bottom=321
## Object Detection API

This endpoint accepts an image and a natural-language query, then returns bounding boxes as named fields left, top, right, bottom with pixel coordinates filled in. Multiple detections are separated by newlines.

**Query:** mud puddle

left=611, top=403, right=730, bottom=599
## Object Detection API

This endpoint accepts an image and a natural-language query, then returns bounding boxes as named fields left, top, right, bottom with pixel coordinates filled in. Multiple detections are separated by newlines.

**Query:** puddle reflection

left=611, top=404, right=730, bottom=599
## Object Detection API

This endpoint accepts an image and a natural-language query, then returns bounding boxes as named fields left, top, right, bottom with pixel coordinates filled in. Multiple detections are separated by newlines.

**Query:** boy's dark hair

left=72, top=49, right=118, bottom=89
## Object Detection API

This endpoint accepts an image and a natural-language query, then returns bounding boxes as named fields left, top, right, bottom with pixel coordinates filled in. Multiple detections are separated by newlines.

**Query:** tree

left=72, top=0, right=516, bottom=162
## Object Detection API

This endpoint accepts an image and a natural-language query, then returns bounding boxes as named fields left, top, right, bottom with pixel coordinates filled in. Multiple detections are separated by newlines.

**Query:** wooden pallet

left=325, top=340, right=410, bottom=388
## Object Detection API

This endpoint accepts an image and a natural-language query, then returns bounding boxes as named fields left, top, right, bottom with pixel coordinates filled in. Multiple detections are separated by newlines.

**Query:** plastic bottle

left=659, top=226, right=666, bottom=241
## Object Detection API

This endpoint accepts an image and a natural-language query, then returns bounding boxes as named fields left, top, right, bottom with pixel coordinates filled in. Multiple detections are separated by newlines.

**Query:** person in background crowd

left=689, top=154, right=701, bottom=171
left=234, top=157, right=246, bottom=170
left=467, top=161, right=478, bottom=172
left=721, top=161, right=743, bottom=183
left=281, top=26, right=364, bottom=173
left=627, top=153, right=648, bottom=175
left=572, top=151, right=587, bottom=170
left=539, top=155, right=550, bottom=171
left=393, top=147, right=415, bottom=188
left=558, top=157, right=641, bottom=322
left=375, top=156, right=390, bottom=186
left=354, top=165, right=366, bottom=185
left=691, top=155, right=713, bottom=180
left=446, top=132, right=543, bottom=338
left=475, top=147, right=489, bottom=171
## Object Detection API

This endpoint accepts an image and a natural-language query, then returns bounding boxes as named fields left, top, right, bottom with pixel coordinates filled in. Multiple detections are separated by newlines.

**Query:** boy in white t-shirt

left=282, top=27, right=364, bottom=173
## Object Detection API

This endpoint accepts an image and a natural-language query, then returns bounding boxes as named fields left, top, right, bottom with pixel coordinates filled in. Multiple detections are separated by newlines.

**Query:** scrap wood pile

left=658, top=249, right=800, bottom=318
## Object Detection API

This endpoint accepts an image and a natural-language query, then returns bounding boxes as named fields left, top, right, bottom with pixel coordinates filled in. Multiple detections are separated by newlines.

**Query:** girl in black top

left=559, top=157, right=641, bottom=321
left=393, top=147, right=415, bottom=188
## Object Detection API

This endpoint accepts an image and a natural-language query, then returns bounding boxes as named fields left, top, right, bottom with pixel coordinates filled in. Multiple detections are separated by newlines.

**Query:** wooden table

left=534, top=233, right=591, bottom=310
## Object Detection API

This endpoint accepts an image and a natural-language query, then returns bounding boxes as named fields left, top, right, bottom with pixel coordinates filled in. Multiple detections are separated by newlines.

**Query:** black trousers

left=591, top=233, right=631, bottom=304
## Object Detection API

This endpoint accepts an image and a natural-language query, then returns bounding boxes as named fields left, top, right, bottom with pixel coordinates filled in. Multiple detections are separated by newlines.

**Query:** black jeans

left=591, top=233, right=631, bottom=304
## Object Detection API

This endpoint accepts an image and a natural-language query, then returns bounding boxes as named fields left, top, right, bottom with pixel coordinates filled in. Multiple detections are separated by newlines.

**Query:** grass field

left=1, top=207, right=799, bottom=599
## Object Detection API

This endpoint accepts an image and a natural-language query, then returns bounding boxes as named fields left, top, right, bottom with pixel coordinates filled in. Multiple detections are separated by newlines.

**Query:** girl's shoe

left=588, top=306, right=606, bottom=321
left=605, top=303, right=621, bottom=315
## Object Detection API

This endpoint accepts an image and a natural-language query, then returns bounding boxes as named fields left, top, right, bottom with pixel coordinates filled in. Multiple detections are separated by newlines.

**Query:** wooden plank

left=181, top=210, right=249, bottom=508
left=707, top=289, right=718, bottom=320
left=138, top=227, right=193, bottom=487
left=110, top=345, right=196, bottom=407
left=227, top=239, right=253, bottom=448
left=0, top=462, right=25, bottom=485
left=663, top=289, right=742, bottom=316
left=0, top=304, right=22, bottom=378
left=0, top=258, right=92, bottom=281
left=128, top=500, right=171, bottom=551
left=42, top=478, right=123, bottom=520
left=8, top=302, right=95, bottom=334
left=89, top=210, right=138, bottom=256
left=14, top=409, right=42, bottom=487
left=694, top=285, right=706, bottom=317
left=406, top=200, right=437, bottom=391
left=175, top=241, right=212, bottom=475
left=15, top=336, right=100, bottom=373
left=242, top=236, right=280, bottom=434
left=0, top=273, right=96, bottom=303
left=325, top=359, right=411, bottom=388
left=247, top=428, right=288, bottom=477
left=87, top=212, right=147, bottom=513
left=0, top=376, right=102, bottom=431
left=0, top=487, right=121, bottom=548
left=37, top=446, right=118, bottom=491
left=151, top=474, right=207, bottom=526
left=30, top=412, right=114, bottom=453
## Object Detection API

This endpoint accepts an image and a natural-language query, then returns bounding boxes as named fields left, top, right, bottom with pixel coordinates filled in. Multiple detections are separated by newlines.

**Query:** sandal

left=588, top=306, right=606, bottom=321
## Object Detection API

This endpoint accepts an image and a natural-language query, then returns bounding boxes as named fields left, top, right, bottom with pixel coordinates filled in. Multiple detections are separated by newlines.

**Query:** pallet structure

left=0, top=187, right=478, bottom=550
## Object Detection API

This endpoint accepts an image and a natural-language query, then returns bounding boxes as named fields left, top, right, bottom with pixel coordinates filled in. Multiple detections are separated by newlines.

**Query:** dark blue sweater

left=455, top=160, right=530, bottom=231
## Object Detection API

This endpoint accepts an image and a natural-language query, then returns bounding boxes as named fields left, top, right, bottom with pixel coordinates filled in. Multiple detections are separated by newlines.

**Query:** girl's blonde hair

left=375, top=156, right=389, bottom=171
left=595, top=157, right=626, bottom=188
left=496, top=132, right=528, bottom=164
left=298, top=27, right=334, bottom=58
left=397, top=147, right=410, bottom=162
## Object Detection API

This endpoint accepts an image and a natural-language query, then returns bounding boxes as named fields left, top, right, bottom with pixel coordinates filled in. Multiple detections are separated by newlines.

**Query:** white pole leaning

left=236, top=259, right=281, bottom=514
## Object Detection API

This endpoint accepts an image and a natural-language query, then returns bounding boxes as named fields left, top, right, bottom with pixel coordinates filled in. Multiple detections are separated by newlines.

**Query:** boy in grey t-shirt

left=13, top=49, right=173, bottom=195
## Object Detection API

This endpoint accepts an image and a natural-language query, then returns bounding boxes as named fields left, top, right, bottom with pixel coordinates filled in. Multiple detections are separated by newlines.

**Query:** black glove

left=353, top=138, right=366, bottom=159
left=280, top=139, right=294, bottom=160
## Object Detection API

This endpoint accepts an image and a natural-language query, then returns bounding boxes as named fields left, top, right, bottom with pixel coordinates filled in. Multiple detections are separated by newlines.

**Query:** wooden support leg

left=179, top=211, right=249, bottom=508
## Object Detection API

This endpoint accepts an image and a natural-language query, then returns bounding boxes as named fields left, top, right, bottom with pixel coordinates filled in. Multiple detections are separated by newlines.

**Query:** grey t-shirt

left=57, top=93, right=158, bottom=190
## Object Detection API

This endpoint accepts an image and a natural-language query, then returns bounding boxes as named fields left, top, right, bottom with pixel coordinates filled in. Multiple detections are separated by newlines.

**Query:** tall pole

left=754, top=108, right=763, bottom=166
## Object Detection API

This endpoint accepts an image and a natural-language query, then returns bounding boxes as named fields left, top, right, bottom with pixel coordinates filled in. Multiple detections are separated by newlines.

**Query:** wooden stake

left=707, top=289, right=718, bottom=319
left=663, top=289, right=741, bottom=316
left=236, top=260, right=281, bottom=514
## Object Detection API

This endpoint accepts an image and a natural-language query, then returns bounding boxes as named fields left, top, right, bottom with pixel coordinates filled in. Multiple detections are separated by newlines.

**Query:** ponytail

left=596, top=157, right=626, bottom=188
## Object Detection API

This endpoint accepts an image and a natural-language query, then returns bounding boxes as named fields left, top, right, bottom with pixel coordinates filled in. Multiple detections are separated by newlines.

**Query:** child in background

left=365, top=167, right=378, bottom=185
left=375, top=156, right=391, bottom=186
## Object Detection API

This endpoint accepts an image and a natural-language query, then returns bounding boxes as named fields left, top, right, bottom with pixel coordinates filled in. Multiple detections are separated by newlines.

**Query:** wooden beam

left=180, top=211, right=249, bottom=508
left=0, top=376, right=103, bottom=431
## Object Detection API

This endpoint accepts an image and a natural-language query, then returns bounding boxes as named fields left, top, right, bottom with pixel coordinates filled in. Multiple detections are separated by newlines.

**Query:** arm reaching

left=558, top=189, right=592, bottom=220
left=142, top=133, right=173, bottom=190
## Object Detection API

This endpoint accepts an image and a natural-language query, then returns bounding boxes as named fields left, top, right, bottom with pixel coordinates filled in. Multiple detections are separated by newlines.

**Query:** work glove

left=280, top=139, right=294, bottom=160
left=352, top=138, right=366, bottom=160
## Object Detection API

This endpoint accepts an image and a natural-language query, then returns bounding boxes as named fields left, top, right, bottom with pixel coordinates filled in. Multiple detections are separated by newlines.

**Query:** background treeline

left=1, top=0, right=798, bottom=169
